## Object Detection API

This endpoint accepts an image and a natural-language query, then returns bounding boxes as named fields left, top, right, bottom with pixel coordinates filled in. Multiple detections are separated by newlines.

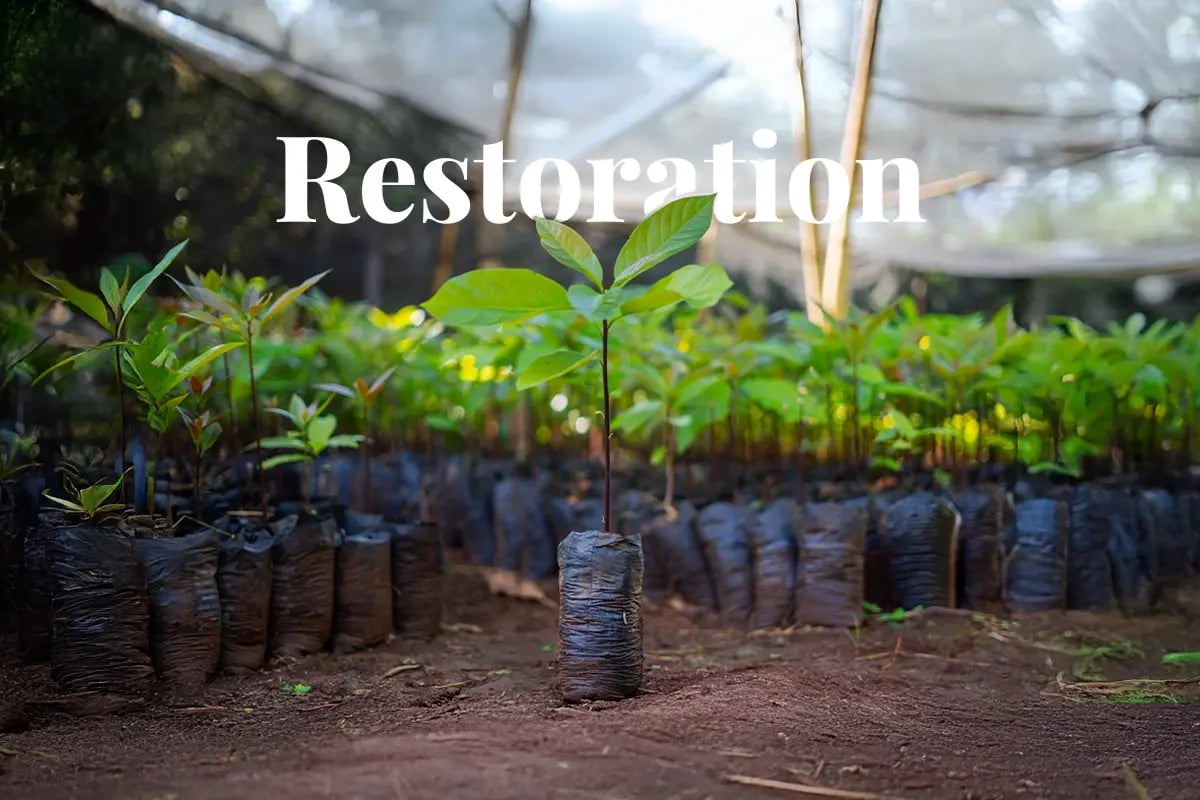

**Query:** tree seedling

left=179, top=374, right=224, bottom=516
left=31, top=241, right=188, bottom=501
left=120, top=327, right=241, bottom=522
left=422, top=193, right=732, bottom=531
left=176, top=268, right=328, bottom=518
left=42, top=472, right=127, bottom=521
left=315, top=367, right=395, bottom=513
left=260, top=393, right=363, bottom=513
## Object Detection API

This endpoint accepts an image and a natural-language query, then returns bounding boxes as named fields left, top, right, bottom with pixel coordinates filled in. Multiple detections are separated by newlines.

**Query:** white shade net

left=88, top=0, right=1200, bottom=294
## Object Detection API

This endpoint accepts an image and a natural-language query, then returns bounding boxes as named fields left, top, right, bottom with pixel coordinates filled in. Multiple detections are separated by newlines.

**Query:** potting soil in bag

left=333, top=531, right=393, bottom=652
left=859, top=494, right=894, bottom=611
left=879, top=492, right=961, bottom=610
left=951, top=485, right=1009, bottom=612
left=557, top=529, right=643, bottom=702
left=1005, top=499, right=1068, bottom=612
left=135, top=530, right=221, bottom=685
left=642, top=501, right=715, bottom=609
left=695, top=502, right=754, bottom=627
left=747, top=498, right=797, bottom=629
left=1107, top=489, right=1158, bottom=613
left=217, top=532, right=273, bottom=673
left=794, top=501, right=867, bottom=628
left=391, top=522, right=443, bottom=640
left=47, top=524, right=154, bottom=692
left=492, top=477, right=556, bottom=578
left=269, top=514, right=337, bottom=657
left=18, top=513, right=60, bottom=662
left=1065, top=484, right=1116, bottom=611
left=1140, top=489, right=1190, bottom=586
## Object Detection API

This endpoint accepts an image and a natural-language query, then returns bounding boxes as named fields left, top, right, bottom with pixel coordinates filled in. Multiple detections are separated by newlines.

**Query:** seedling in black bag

left=423, top=193, right=731, bottom=701
left=423, top=193, right=731, bottom=530
left=261, top=393, right=363, bottom=513
left=43, top=472, right=127, bottom=521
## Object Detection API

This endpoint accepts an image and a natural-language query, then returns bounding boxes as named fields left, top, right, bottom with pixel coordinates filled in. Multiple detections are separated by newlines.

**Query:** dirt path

left=3, top=569, right=1200, bottom=800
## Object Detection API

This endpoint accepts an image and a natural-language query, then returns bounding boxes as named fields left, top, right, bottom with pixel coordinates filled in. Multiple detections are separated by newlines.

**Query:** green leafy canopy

left=421, top=194, right=732, bottom=390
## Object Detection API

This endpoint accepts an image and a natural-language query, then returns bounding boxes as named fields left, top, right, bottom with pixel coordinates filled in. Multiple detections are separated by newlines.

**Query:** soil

left=2, top=564, right=1200, bottom=800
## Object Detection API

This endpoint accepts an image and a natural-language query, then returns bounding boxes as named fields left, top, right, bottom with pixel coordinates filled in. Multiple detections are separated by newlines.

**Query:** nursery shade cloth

left=88, top=0, right=1200, bottom=283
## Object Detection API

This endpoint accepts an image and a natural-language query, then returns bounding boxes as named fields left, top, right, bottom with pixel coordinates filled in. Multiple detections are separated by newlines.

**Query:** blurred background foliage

left=1, top=0, right=1198, bottom=325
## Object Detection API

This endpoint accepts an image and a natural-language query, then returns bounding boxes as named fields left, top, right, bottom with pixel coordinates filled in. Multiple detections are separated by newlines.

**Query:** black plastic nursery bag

left=332, top=530, right=393, bottom=652
left=390, top=521, right=444, bottom=640
left=269, top=514, right=337, bottom=657
left=217, top=531, right=274, bottom=672
left=1005, top=498, right=1068, bottom=612
left=794, top=501, right=867, bottom=628
left=695, top=502, right=754, bottom=627
left=747, top=498, right=798, bottom=629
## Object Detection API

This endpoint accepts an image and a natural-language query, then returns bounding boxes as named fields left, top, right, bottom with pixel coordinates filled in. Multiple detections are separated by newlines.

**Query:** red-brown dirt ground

left=3, top=566, right=1199, bottom=800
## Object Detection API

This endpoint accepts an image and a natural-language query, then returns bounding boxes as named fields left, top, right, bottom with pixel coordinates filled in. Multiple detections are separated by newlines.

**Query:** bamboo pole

left=792, top=0, right=824, bottom=325
left=820, top=0, right=884, bottom=320
left=477, top=0, right=534, bottom=457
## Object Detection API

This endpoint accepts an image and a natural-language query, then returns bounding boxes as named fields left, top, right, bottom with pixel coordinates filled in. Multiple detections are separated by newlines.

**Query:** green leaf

left=307, top=415, right=337, bottom=453
left=32, top=340, right=126, bottom=386
left=262, top=453, right=310, bottom=470
left=259, top=435, right=303, bottom=450
left=612, top=194, right=716, bottom=287
left=175, top=281, right=239, bottom=319
left=99, top=268, right=121, bottom=311
left=739, top=378, right=799, bottom=421
left=326, top=434, right=364, bottom=449
left=261, top=270, right=329, bottom=324
left=567, top=284, right=623, bottom=322
left=534, top=218, right=603, bottom=289
left=660, top=263, right=732, bottom=309
left=123, top=240, right=188, bottom=315
left=516, top=349, right=598, bottom=390
left=315, top=382, right=356, bottom=398
left=613, top=400, right=665, bottom=434
left=425, top=414, right=459, bottom=432
left=617, top=283, right=684, bottom=316
left=35, top=274, right=111, bottom=333
left=77, top=473, right=124, bottom=512
left=1162, top=651, right=1200, bottom=665
left=174, top=342, right=243, bottom=387
left=422, top=269, right=571, bottom=327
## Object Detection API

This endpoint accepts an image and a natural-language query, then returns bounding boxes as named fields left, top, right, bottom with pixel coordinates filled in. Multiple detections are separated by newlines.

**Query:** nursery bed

left=2, top=563, right=1199, bottom=800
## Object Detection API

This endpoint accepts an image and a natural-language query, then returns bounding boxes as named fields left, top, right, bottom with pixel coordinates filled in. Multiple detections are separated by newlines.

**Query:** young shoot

left=260, top=393, right=363, bottom=513
left=175, top=268, right=328, bottom=518
left=30, top=241, right=189, bottom=500
left=422, top=194, right=731, bottom=532
left=43, top=472, right=127, bottom=521
left=316, top=367, right=395, bottom=512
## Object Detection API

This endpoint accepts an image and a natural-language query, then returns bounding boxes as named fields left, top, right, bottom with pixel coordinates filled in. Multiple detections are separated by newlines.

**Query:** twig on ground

left=722, top=773, right=907, bottom=799
left=380, top=663, right=424, bottom=679
left=298, top=701, right=342, bottom=713
left=176, top=705, right=227, bottom=714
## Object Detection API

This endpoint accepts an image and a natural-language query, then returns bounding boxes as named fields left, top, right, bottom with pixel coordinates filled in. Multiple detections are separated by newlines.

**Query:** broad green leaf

left=42, top=494, right=87, bottom=514
left=326, top=434, right=364, bottom=449
left=124, top=240, right=188, bottom=315
left=516, top=349, right=598, bottom=390
left=99, top=268, right=121, bottom=311
left=36, top=274, right=111, bottom=332
left=534, top=218, right=603, bottom=289
left=659, top=263, right=732, bottom=310
left=261, top=270, right=329, bottom=324
left=854, top=364, right=886, bottom=385
left=307, top=415, right=337, bottom=453
left=425, top=414, right=459, bottom=432
left=613, top=400, right=665, bottom=434
left=78, top=473, right=124, bottom=511
left=617, top=283, right=684, bottom=316
left=752, top=341, right=812, bottom=367
left=673, top=372, right=725, bottom=409
left=289, top=394, right=307, bottom=422
left=423, top=269, right=571, bottom=327
left=612, top=194, right=716, bottom=287
left=567, top=285, right=623, bottom=321
left=264, top=407, right=298, bottom=425
left=739, top=378, right=799, bottom=421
